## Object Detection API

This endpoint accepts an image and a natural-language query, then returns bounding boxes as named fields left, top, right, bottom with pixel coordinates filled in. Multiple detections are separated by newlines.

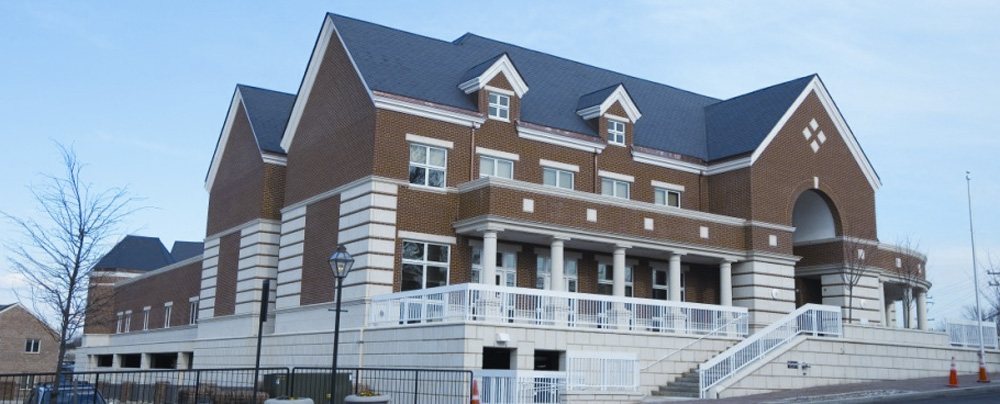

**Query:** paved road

left=872, top=389, right=998, bottom=403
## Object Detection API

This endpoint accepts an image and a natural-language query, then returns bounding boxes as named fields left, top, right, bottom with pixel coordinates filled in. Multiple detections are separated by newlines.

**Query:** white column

left=669, top=253, right=683, bottom=302
left=916, top=288, right=928, bottom=330
left=613, top=246, right=627, bottom=297
left=720, top=259, right=734, bottom=306
left=902, top=288, right=912, bottom=328
left=550, top=238, right=566, bottom=292
left=482, top=231, right=498, bottom=285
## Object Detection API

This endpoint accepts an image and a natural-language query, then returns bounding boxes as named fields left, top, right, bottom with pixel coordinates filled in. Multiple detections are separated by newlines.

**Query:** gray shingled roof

left=327, top=14, right=815, bottom=161
left=170, top=241, right=204, bottom=262
left=94, top=235, right=175, bottom=272
left=237, top=85, right=295, bottom=154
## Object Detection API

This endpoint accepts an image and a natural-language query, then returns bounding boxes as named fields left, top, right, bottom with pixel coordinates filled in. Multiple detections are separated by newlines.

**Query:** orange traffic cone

left=978, top=353, right=991, bottom=383
left=948, top=356, right=959, bottom=387
left=471, top=379, right=480, bottom=404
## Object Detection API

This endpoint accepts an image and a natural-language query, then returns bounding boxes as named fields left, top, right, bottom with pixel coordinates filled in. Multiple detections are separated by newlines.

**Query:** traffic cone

left=470, top=379, right=480, bottom=404
left=978, top=353, right=991, bottom=383
left=948, top=356, right=959, bottom=387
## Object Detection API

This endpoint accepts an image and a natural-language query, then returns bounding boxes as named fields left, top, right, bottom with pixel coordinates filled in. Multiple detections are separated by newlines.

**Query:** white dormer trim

left=458, top=54, right=529, bottom=98
left=281, top=15, right=374, bottom=152
left=576, top=84, right=642, bottom=122
left=749, top=76, right=881, bottom=191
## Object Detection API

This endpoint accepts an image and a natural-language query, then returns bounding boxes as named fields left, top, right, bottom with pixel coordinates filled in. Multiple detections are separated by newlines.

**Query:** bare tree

left=895, top=236, right=924, bottom=329
left=2, top=144, right=141, bottom=393
left=963, top=254, right=1000, bottom=336
left=842, top=234, right=879, bottom=323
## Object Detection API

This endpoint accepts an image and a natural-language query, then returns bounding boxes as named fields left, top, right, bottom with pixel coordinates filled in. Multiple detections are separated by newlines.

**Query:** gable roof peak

left=458, top=53, right=529, bottom=97
left=576, top=83, right=642, bottom=122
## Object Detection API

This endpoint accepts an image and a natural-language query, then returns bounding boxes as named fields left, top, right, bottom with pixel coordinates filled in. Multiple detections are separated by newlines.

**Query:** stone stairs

left=650, top=368, right=700, bottom=398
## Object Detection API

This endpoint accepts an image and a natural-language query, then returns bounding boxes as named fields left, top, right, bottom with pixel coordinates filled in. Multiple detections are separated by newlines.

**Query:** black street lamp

left=328, top=244, right=355, bottom=404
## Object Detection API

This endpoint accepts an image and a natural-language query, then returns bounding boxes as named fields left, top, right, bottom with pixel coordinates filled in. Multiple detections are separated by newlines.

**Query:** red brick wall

left=214, top=233, right=240, bottom=316
left=112, top=260, right=202, bottom=329
left=206, top=105, right=267, bottom=236
left=301, top=195, right=341, bottom=305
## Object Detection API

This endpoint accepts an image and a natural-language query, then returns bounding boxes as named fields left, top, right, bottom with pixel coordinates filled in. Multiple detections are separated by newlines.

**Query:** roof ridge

left=237, top=83, right=296, bottom=97
left=455, top=33, right=720, bottom=102
left=708, top=74, right=817, bottom=106
left=327, top=13, right=460, bottom=48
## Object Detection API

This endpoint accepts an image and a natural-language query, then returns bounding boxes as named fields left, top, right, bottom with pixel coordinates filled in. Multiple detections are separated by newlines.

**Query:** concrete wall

left=717, top=324, right=1000, bottom=398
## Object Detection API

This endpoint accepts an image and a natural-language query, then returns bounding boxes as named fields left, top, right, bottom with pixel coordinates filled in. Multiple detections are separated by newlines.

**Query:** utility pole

left=966, top=171, right=990, bottom=383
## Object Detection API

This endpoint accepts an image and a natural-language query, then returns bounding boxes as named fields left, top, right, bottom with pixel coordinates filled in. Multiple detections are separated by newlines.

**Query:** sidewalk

left=645, top=373, right=1000, bottom=403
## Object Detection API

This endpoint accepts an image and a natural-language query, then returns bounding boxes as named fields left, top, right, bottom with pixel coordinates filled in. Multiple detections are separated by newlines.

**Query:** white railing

left=370, top=283, right=748, bottom=338
left=476, top=370, right=565, bottom=404
left=946, top=318, right=999, bottom=349
left=698, top=304, right=842, bottom=398
left=566, top=351, right=639, bottom=392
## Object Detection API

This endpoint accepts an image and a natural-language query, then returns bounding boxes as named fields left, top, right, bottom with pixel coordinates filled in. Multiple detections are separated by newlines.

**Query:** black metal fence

left=0, top=367, right=472, bottom=404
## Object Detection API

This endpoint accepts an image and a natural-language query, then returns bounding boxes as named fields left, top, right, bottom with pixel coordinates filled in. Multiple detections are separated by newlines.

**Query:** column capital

left=614, top=243, right=632, bottom=250
left=475, top=225, right=505, bottom=234
left=551, top=235, right=572, bottom=242
left=720, top=258, right=737, bottom=264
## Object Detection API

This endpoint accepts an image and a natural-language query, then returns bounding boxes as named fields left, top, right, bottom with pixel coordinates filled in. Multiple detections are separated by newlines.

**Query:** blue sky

left=1, top=1, right=998, bottom=327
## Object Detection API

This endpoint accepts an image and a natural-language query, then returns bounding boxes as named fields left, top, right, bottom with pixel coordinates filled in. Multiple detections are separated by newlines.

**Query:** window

left=536, top=256, right=578, bottom=292
left=543, top=167, right=574, bottom=190
left=401, top=241, right=450, bottom=291
left=142, top=307, right=150, bottom=331
left=597, top=263, right=633, bottom=297
left=607, top=119, right=625, bottom=145
left=601, top=178, right=630, bottom=199
left=124, top=311, right=132, bottom=333
left=24, top=339, right=40, bottom=353
left=479, top=156, right=513, bottom=179
left=189, top=300, right=199, bottom=325
left=488, top=92, right=510, bottom=120
left=164, top=303, right=173, bottom=328
left=409, top=144, right=447, bottom=188
left=655, top=188, right=681, bottom=207
left=472, top=248, right=517, bottom=287
left=116, top=312, right=124, bottom=334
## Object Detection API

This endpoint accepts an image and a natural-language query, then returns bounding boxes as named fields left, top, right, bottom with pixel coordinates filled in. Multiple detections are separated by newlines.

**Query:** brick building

left=0, top=303, right=59, bottom=374
left=78, top=13, right=940, bottom=399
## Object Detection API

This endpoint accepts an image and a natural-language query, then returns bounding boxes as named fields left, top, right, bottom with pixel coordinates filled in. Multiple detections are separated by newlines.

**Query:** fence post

left=288, top=368, right=295, bottom=399
left=194, top=370, right=201, bottom=404
left=413, top=371, right=419, bottom=404
left=812, top=310, right=819, bottom=336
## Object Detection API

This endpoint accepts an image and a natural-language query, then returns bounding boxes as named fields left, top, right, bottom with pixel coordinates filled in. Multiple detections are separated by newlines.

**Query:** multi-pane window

left=597, top=263, right=633, bottom=297
left=401, top=241, right=450, bottom=291
left=116, top=312, right=124, bottom=334
left=652, top=269, right=685, bottom=301
left=142, top=307, right=150, bottom=331
left=488, top=92, right=510, bottom=120
left=479, top=156, right=514, bottom=179
left=654, top=188, right=681, bottom=207
left=472, top=248, right=516, bottom=286
left=24, top=339, right=40, bottom=353
left=536, top=256, right=579, bottom=292
left=163, top=304, right=173, bottom=328
left=189, top=300, right=199, bottom=325
left=542, top=167, right=574, bottom=190
left=124, top=311, right=132, bottom=333
left=607, top=119, right=625, bottom=145
left=409, top=144, right=447, bottom=188
left=601, top=178, right=630, bottom=199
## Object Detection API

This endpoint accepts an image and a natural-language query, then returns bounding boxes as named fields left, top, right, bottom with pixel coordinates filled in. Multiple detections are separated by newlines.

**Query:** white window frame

left=488, top=92, right=510, bottom=121
left=409, top=143, right=448, bottom=189
left=124, top=311, right=132, bottom=333
left=542, top=167, right=574, bottom=190
left=479, top=155, right=514, bottom=179
left=607, top=119, right=625, bottom=145
left=654, top=188, right=681, bottom=207
left=601, top=178, right=631, bottom=199
left=401, top=240, right=451, bottom=291
left=535, top=252, right=580, bottom=292
left=189, top=298, right=199, bottom=325
left=142, top=306, right=151, bottom=331
left=116, top=312, right=124, bottom=334
left=597, top=262, right=634, bottom=297
left=163, top=303, right=173, bottom=329
left=24, top=339, right=40, bottom=354
left=473, top=247, right=517, bottom=287
left=651, top=268, right=686, bottom=301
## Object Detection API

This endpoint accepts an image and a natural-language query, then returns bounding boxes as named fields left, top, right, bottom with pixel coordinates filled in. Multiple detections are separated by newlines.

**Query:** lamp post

left=965, top=172, right=989, bottom=382
left=329, top=244, right=355, bottom=403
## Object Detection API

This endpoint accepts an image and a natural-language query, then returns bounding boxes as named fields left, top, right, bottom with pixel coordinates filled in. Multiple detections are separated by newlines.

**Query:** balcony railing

left=946, top=318, right=999, bottom=349
left=476, top=370, right=564, bottom=404
left=369, top=283, right=748, bottom=337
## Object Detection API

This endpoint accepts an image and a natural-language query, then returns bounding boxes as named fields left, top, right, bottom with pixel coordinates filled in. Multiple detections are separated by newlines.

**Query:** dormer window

left=608, top=119, right=625, bottom=145
left=488, top=92, right=510, bottom=121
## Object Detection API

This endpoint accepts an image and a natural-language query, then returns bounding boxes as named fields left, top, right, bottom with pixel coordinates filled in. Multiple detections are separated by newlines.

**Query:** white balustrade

left=566, top=351, right=638, bottom=392
left=369, top=283, right=748, bottom=338
left=698, top=304, right=842, bottom=398
left=476, top=370, right=565, bottom=404
left=946, top=318, right=999, bottom=349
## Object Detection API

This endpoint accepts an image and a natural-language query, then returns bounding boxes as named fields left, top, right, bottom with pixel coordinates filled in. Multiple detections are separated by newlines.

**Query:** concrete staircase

left=651, top=368, right=700, bottom=398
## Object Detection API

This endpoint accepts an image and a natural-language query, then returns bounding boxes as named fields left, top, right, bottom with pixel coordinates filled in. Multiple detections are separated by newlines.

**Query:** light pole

left=966, top=172, right=989, bottom=383
left=329, top=244, right=355, bottom=403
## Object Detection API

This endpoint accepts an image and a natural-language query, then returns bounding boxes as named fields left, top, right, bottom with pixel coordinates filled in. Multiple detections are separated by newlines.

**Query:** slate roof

left=94, top=235, right=175, bottom=272
left=576, top=84, right=624, bottom=112
left=170, top=241, right=204, bottom=262
left=0, top=303, right=12, bottom=312
left=237, top=85, right=296, bottom=154
left=326, top=13, right=816, bottom=161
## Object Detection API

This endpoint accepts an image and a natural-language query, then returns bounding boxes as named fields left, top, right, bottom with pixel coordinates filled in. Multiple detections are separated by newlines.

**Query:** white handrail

left=698, top=304, right=842, bottom=398
left=642, top=313, right=745, bottom=371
